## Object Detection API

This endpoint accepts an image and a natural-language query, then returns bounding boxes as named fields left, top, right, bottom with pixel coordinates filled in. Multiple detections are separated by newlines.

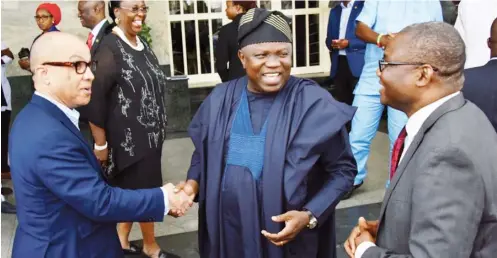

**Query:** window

left=165, top=0, right=331, bottom=87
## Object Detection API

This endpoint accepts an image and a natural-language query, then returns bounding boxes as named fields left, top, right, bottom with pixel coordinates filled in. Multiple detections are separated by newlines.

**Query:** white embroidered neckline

left=112, top=26, right=144, bottom=51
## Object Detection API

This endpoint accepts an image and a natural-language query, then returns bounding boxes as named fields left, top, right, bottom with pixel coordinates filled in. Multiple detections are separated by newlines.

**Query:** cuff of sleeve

left=160, top=187, right=170, bottom=215
left=1, top=56, right=12, bottom=64
left=355, top=241, right=376, bottom=258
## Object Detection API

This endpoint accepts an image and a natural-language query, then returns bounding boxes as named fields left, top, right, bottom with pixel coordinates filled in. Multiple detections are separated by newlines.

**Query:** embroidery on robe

left=117, top=87, right=132, bottom=117
left=121, top=128, right=135, bottom=156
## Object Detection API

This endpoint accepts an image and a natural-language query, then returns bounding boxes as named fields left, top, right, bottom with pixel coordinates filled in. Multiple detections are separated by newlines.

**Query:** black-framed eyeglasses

left=120, top=6, right=149, bottom=14
left=42, top=61, right=97, bottom=74
left=378, top=59, right=440, bottom=73
left=34, top=15, right=53, bottom=21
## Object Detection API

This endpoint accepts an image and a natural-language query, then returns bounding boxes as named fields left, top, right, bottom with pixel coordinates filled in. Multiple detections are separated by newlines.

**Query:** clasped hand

left=344, top=217, right=378, bottom=258
left=163, top=180, right=198, bottom=217
left=162, top=182, right=194, bottom=217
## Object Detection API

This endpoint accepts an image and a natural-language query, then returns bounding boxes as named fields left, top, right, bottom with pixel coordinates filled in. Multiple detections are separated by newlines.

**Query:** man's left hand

left=332, top=39, right=349, bottom=50
left=354, top=230, right=375, bottom=248
left=261, top=210, right=310, bottom=246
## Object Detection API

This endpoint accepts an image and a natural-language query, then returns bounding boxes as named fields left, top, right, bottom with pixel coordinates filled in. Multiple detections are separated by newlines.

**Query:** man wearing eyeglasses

left=8, top=32, right=192, bottom=258
left=344, top=21, right=497, bottom=258
left=344, top=0, right=443, bottom=199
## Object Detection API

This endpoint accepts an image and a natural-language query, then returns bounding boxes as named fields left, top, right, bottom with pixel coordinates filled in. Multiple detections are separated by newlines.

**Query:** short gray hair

left=399, top=22, right=466, bottom=86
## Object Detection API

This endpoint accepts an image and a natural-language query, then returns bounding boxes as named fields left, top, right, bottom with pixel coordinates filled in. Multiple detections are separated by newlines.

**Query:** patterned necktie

left=390, top=127, right=407, bottom=180
left=86, top=33, right=94, bottom=49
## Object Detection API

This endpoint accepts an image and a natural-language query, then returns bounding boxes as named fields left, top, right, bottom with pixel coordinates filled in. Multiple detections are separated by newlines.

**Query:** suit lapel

left=30, top=95, right=93, bottom=153
left=377, top=94, right=466, bottom=226
left=91, top=20, right=109, bottom=56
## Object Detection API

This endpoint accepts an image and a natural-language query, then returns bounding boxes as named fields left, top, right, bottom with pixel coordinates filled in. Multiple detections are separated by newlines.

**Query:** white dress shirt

left=339, top=0, right=355, bottom=56
left=454, top=0, right=497, bottom=69
left=355, top=91, right=461, bottom=258
left=90, top=19, right=108, bottom=46
left=1, top=41, right=13, bottom=112
left=35, top=91, right=171, bottom=214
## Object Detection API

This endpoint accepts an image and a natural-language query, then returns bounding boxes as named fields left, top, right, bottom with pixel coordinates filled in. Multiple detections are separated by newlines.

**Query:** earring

left=115, top=17, right=120, bottom=24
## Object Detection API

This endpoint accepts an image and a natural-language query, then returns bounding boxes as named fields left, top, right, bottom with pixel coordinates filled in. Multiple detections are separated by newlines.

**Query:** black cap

left=237, top=8, right=292, bottom=49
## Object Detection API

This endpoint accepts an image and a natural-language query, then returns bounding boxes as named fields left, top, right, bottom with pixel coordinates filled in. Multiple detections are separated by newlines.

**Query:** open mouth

left=263, top=72, right=281, bottom=78
left=132, top=20, right=143, bottom=28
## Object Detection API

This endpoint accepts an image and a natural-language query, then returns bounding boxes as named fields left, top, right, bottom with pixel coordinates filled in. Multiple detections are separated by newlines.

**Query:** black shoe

left=123, top=243, right=142, bottom=255
left=1, top=187, right=13, bottom=196
left=342, top=182, right=363, bottom=200
left=1, top=201, right=16, bottom=214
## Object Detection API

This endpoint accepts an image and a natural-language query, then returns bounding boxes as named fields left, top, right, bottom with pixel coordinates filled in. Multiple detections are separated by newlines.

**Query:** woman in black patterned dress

left=82, top=1, right=168, bottom=257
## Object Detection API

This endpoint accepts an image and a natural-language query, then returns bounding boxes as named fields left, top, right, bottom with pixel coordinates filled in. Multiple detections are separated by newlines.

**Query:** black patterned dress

left=83, top=32, right=167, bottom=189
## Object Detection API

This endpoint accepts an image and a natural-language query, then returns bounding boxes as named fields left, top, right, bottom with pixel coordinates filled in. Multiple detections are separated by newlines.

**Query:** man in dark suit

left=344, top=22, right=497, bottom=258
left=9, top=32, right=191, bottom=258
left=214, top=0, right=256, bottom=82
left=77, top=0, right=111, bottom=56
left=462, top=17, right=497, bottom=132
left=77, top=0, right=111, bottom=142
left=325, top=0, right=366, bottom=106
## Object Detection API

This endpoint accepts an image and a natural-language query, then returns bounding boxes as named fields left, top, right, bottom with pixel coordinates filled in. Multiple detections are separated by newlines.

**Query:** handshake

left=162, top=180, right=198, bottom=217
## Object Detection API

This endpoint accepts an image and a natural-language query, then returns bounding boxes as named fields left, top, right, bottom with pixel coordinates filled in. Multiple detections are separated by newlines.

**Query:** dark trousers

left=1, top=110, right=11, bottom=172
left=333, top=56, right=359, bottom=106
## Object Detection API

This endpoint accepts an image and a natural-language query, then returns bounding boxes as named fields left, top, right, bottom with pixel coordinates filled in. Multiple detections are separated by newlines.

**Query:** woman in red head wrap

left=19, top=3, right=61, bottom=72
left=35, top=3, right=61, bottom=33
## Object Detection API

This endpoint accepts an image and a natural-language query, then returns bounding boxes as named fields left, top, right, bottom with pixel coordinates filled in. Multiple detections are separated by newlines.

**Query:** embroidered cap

left=237, top=8, right=292, bottom=49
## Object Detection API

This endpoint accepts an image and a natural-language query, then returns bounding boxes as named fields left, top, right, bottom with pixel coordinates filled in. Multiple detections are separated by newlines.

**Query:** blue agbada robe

left=187, top=76, right=358, bottom=258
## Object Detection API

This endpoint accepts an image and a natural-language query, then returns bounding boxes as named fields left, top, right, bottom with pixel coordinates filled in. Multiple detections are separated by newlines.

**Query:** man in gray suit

left=344, top=21, right=497, bottom=258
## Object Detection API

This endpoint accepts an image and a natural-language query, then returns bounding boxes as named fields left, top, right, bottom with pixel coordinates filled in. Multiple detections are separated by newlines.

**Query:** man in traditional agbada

left=174, top=8, right=358, bottom=258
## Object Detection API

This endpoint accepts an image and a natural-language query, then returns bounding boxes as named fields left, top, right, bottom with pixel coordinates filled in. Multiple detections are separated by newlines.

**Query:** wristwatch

left=305, top=210, right=318, bottom=229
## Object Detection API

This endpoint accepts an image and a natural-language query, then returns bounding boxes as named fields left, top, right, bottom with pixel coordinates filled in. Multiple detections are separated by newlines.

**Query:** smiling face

left=114, top=0, right=147, bottom=37
left=35, top=8, right=54, bottom=31
left=238, top=42, right=292, bottom=94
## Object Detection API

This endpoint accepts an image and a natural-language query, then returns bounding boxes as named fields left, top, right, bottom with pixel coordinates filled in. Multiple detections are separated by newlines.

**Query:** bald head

left=490, top=18, right=497, bottom=57
left=396, top=22, right=466, bottom=87
left=31, top=32, right=90, bottom=71
left=31, top=32, right=93, bottom=109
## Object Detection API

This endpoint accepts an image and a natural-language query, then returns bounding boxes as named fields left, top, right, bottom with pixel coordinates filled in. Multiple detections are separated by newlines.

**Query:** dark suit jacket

left=9, top=95, right=165, bottom=258
left=215, top=14, right=246, bottom=82
left=325, top=1, right=366, bottom=78
left=462, top=59, right=497, bottom=132
left=364, top=94, right=497, bottom=258
left=91, top=20, right=112, bottom=57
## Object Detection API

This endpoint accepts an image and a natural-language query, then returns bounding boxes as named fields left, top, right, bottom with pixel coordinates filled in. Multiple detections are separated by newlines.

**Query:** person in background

left=326, top=0, right=366, bottom=108
left=344, top=0, right=443, bottom=199
left=344, top=21, right=497, bottom=258
left=1, top=41, right=16, bottom=214
left=215, top=0, right=257, bottom=82
left=76, top=0, right=112, bottom=143
left=462, top=18, right=497, bottom=132
left=18, top=2, right=61, bottom=73
left=82, top=1, right=169, bottom=257
left=454, top=0, right=497, bottom=69
left=77, top=1, right=111, bottom=57
left=175, top=8, right=357, bottom=258
left=9, top=32, right=191, bottom=258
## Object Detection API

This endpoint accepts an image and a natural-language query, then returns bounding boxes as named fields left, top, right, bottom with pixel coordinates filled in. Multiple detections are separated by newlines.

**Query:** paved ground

left=1, top=125, right=390, bottom=258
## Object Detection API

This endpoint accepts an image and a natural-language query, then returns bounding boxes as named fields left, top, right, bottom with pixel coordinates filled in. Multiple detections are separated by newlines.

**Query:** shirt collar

left=91, top=19, right=107, bottom=37
left=341, top=0, right=355, bottom=9
left=405, top=91, right=460, bottom=139
left=490, top=57, right=497, bottom=61
left=34, top=91, right=80, bottom=130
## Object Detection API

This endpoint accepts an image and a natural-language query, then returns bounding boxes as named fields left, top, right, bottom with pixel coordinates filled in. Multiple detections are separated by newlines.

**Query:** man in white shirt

left=344, top=21, right=497, bottom=258
left=9, top=32, right=192, bottom=258
left=1, top=41, right=16, bottom=214
left=454, top=0, right=497, bottom=69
